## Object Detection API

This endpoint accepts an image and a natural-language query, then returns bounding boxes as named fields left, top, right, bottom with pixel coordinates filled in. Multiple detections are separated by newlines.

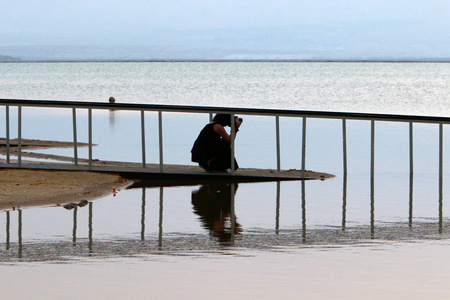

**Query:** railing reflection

left=3, top=209, right=22, bottom=257
left=141, top=187, right=146, bottom=241
left=275, top=181, right=280, bottom=235
left=230, top=183, right=237, bottom=245
left=72, top=206, right=78, bottom=246
left=6, top=211, right=10, bottom=250
left=0, top=169, right=447, bottom=261
left=301, top=181, right=306, bottom=242
left=158, top=187, right=163, bottom=249
left=18, top=209, right=22, bottom=258
left=342, top=119, right=348, bottom=232
left=89, top=202, right=93, bottom=252
left=342, top=172, right=347, bottom=231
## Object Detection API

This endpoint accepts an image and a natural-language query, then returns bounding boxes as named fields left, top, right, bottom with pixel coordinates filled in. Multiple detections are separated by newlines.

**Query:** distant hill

left=0, top=55, right=20, bottom=61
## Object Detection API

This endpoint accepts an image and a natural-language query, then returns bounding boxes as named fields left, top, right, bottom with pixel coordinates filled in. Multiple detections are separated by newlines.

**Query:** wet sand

left=0, top=169, right=131, bottom=211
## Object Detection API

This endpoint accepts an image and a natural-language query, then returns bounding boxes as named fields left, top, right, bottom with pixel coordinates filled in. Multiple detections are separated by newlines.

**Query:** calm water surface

left=1, top=62, right=450, bottom=115
left=1, top=62, right=450, bottom=299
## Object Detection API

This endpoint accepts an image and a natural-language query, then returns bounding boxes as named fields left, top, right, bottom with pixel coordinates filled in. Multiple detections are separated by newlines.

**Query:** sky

left=1, top=0, right=450, bottom=60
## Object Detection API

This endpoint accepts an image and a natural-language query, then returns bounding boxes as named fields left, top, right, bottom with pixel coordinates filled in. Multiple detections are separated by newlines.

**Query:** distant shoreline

left=1, top=59, right=450, bottom=63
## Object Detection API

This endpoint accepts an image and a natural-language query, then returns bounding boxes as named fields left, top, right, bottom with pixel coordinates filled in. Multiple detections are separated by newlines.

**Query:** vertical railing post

left=301, top=117, right=307, bottom=178
left=5, top=105, right=10, bottom=164
left=439, top=123, right=443, bottom=193
left=370, top=120, right=375, bottom=238
left=409, top=122, right=414, bottom=175
left=158, top=111, right=164, bottom=173
left=72, top=108, right=78, bottom=166
left=88, top=108, right=93, bottom=170
left=409, top=122, right=414, bottom=226
left=276, top=115, right=281, bottom=172
left=439, top=123, right=443, bottom=233
left=141, top=110, right=146, bottom=168
left=17, top=105, right=22, bottom=167
left=230, top=113, right=236, bottom=173
left=342, top=119, right=347, bottom=175
left=371, top=120, right=375, bottom=184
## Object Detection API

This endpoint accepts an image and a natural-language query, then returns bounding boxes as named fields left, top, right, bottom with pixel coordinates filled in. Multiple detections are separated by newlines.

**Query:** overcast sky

left=1, top=0, right=450, bottom=59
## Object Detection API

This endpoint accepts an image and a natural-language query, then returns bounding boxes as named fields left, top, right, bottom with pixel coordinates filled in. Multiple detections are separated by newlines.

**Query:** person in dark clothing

left=191, top=113, right=242, bottom=172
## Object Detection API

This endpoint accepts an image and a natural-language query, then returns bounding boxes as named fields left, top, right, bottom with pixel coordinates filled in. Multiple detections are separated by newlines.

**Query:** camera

left=212, top=114, right=243, bottom=126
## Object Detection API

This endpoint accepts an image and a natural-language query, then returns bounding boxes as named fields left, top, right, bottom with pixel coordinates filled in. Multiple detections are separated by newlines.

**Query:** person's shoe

left=199, top=163, right=211, bottom=172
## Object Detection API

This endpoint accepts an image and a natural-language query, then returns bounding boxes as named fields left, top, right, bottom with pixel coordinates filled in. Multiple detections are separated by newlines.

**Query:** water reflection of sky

left=1, top=171, right=449, bottom=263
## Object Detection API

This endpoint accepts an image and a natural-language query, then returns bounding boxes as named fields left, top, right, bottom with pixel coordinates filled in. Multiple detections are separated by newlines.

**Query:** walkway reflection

left=191, top=183, right=241, bottom=245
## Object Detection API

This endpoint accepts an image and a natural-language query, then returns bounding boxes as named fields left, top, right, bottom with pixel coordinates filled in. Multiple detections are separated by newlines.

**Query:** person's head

left=109, top=97, right=116, bottom=103
left=213, top=113, right=242, bottom=127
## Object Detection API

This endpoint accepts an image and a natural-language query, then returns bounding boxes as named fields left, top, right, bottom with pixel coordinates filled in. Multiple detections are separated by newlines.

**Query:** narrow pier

left=0, top=161, right=328, bottom=182
left=2, top=98, right=450, bottom=184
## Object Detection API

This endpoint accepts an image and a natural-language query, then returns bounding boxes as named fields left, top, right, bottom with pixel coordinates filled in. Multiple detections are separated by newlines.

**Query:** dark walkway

left=0, top=161, right=327, bottom=183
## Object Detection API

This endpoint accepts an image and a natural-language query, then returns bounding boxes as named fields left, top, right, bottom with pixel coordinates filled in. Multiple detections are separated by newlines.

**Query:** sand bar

left=0, top=169, right=132, bottom=211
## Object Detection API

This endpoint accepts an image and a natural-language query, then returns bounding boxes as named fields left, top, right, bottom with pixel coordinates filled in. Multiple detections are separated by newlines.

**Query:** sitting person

left=191, top=113, right=242, bottom=172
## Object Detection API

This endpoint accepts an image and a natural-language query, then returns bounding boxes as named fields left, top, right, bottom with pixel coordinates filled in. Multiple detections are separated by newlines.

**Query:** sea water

left=1, top=62, right=450, bottom=299
left=1, top=62, right=450, bottom=115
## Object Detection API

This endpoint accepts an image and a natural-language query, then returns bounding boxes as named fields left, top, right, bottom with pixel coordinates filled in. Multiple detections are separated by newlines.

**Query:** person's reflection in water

left=191, top=183, right=241, bottom=245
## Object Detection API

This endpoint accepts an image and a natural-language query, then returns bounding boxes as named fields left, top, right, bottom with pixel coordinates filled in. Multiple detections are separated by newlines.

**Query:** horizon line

left=2, top=58, right=450, bottom=63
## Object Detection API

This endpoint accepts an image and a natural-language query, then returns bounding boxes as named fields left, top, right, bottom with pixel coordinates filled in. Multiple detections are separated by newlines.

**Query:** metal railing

left=1, top=98, right=450, bottom=178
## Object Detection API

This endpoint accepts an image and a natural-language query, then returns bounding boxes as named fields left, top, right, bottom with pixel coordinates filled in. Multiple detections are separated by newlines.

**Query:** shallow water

left=1, top=172, right=448, bottom=260
left=1, top=62, right=450, bottom=299
left=2, top=174, right=450, bottom=299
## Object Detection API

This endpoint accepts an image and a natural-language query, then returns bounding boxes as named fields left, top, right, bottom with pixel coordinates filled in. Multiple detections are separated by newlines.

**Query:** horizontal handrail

left=1, top=98, right=450, bottom=124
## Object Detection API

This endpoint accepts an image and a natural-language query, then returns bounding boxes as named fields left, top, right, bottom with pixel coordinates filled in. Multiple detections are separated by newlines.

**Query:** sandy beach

left=0, top=169, right=131, bottom=211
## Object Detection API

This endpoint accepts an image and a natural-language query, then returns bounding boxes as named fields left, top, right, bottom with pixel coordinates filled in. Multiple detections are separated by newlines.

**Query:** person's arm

left=213, top=119, right=242, bottom=143
left=213, top=124, right=232, bottom=142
